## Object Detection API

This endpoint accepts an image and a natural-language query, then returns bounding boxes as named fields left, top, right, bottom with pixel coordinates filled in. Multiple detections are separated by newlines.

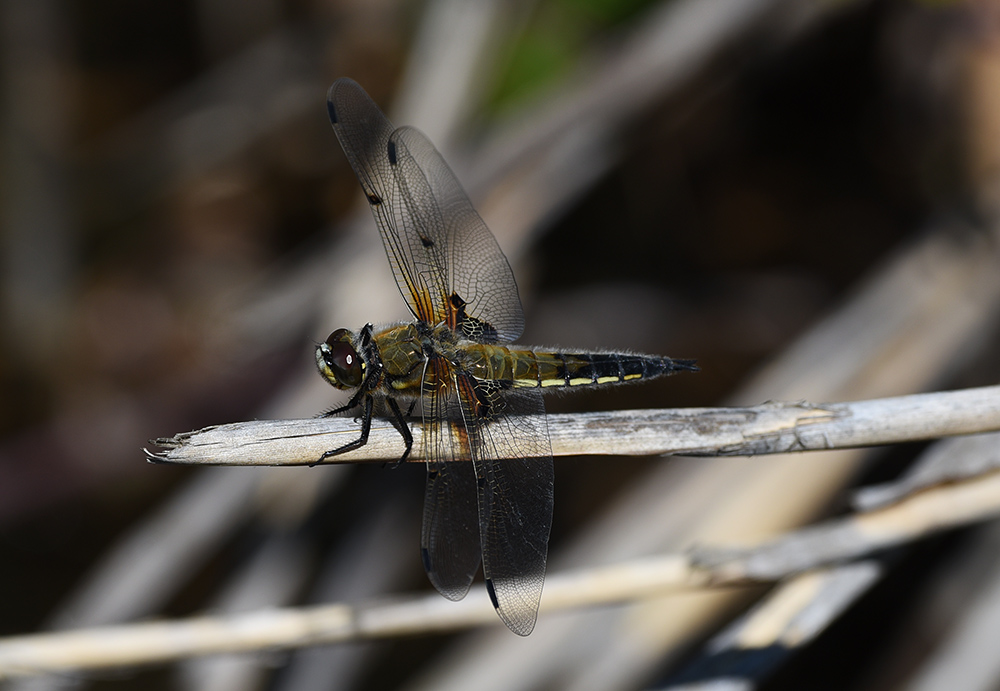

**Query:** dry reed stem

left=146, top=385, right=1000, bottom=466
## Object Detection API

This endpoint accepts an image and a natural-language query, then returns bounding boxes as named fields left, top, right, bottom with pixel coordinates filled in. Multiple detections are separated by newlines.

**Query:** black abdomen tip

left=672, top=359, right=699, bottom=372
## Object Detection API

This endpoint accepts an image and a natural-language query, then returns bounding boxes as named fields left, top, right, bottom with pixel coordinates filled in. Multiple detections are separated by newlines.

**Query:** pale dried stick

left=147, top=385, right=1000, bottom=466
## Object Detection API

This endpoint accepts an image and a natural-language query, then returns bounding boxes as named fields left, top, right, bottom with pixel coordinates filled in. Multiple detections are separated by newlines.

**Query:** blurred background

left=2, top=0, right=1000, bottom=689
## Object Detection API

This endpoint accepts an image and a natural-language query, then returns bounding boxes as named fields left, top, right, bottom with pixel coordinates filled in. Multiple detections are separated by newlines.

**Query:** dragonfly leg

left=320, top=386, right=368, bottom=418
left=315, top=394, right=374, bottom=465
left=384, top=397, right=413, bottom=466
left=322, top=402, right=354, bottom=417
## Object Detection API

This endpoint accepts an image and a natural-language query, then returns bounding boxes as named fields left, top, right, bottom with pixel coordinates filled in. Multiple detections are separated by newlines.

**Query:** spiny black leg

left=315, top=394, right=374, bottom=465
left=322, top=402, right=354, bottom=417
left=321, top=388, right=368, bottom=418
left=384, top=397, right=413, bottom=466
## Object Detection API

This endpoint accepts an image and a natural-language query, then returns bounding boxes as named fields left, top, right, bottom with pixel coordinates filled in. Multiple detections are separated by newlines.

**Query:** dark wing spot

left=448, top=292, right=500, bottom=342
left=471, top=379, right=509, bottom=421
left=473, top=386, right=490, bottom=419
left=449, top=293, right=468, bottom=326
left=387, top=139, right=397, bottom=165
left=421, top=547, right=432, bottom=572
left=367, top=193, right=383, bottom=205
left=485, top=578, right=500, bottom=610
left=326, top=100, right=338, bottom=124
left=419, top=235, right=434, bottom=248
left=462, top=316, right=500, bottom=343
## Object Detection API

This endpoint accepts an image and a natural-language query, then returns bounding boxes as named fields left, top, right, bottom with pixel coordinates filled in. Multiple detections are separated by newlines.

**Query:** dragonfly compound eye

left=322, top=330, right=363, bottom=388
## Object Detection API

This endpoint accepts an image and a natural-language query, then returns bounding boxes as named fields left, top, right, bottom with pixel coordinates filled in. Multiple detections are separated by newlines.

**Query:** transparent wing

left=388, top=126, right=524, bottom=342
left=419, top=357, right=481, bottom=600
left=330, top=78, right=550, bottom=634
left=456, top=375, right=554, bottom=637
left=327, top=78, right=524, bottom=343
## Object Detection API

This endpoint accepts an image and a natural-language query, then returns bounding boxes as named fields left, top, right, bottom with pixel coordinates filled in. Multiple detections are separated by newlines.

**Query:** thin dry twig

left=854, top=430, right=1000, bottom=511
left=657, top=436, right=1000, bottom=689
left=8, top=453, right=1000, bottom=679
left=658, top=562, right=883, bottom=690
left=692, top=458, right=1000, bottom=580
left=0, top=556, right=702, bottom=679
left=146, top=385, right=1000, bottom=466
left=656, top=435, right=1000, bottom=689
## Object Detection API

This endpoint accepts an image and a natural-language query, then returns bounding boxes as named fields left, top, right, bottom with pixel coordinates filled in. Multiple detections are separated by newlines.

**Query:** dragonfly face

left=320, top=78, right=697, bottom=636
left=316, top=328, right=364, bottom=390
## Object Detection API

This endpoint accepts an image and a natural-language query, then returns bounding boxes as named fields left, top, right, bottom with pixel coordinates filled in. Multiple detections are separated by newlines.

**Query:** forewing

left=419, top=357, right=481, bottom=600
left=327, top=78, right=438, bottom=323
left=456, top=376, right=554, bottom=636
left=328, top=79, right=524, bottom=340
left=389, top=126, right=525, bottom=343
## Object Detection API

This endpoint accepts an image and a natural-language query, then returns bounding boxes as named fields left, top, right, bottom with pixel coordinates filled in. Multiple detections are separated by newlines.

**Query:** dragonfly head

left=316, top=328, right=365, bottom=390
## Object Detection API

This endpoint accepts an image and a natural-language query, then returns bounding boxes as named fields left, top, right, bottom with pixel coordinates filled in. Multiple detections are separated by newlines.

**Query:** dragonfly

left=317, top=78, right=698, bottom=635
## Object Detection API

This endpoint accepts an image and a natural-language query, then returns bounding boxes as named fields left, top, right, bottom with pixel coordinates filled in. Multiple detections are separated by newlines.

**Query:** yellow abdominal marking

left=511, top=373, right=641, bottom=388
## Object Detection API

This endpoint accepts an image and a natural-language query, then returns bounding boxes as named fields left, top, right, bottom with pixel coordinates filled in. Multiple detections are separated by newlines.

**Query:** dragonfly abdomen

left=507, top=349, right=697, bottom=389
